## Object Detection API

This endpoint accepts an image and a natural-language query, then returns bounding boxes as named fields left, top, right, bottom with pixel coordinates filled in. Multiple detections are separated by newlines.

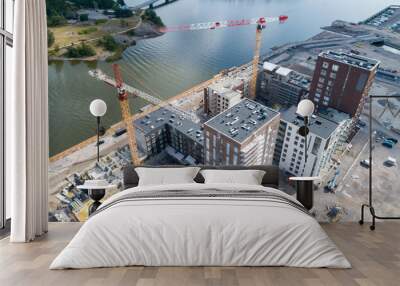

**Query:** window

left=225, top=143, right=230, bottom=164
left=330, top=72, right=336, bottom=79
left=322, top=61, right=329, bottom=69
left=320, top=69, right=327, bottom=76
left=332, top=64, right=339, bottom=72
left=318, top=77, right=325, bottom=83
left=1, top=0, right=14, bottom=230
left=356, top=73, right=368, bottom=92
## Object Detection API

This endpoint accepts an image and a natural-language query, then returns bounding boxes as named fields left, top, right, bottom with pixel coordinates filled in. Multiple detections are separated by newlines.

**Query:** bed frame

left=123, top=165, right=279, bottom=190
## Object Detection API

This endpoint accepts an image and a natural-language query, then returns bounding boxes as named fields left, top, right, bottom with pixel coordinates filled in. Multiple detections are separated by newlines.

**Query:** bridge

left=128, top=0, right=178, bottom=11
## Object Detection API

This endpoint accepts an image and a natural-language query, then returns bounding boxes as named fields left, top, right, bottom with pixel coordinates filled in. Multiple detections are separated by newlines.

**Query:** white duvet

left=50, top=183, right=351, bottom=269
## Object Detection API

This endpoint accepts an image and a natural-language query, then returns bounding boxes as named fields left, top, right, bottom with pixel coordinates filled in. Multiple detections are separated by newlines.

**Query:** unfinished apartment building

left=203, top=78, right=244, bottom=117
left=258, top=61, right=311, bottom=109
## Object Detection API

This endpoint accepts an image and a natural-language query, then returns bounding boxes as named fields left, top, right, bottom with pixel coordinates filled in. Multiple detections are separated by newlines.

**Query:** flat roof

left=320, top=51, right=380, bottom=71
left=208, top=82, right=242, bottom=99
left=204, top=99, right=280, bottom=143
left=263, top=62, right=278, bottom=72
left=281, top=106, right=339, bottom=139
left=276, top=67, right=292, bottom=77
left=134, top=108, right=204, bottom=145
left=318, top=107, right=351, bottom=124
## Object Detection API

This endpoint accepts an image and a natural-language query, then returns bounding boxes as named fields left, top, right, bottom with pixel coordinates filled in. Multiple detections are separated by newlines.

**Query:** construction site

left=49, top=6, right=400, bottom=223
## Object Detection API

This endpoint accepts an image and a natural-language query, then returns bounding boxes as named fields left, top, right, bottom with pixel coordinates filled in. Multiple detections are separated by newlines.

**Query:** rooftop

left=204, top=99, right=280, bottom=143
left=276, top=67, right=292, bottom=77
left=263, top=61, right=311, bottom=90
left=263, top=62, right=278, bottom=72
left=281, top=106, right=339, bottom=139
left=208, top=81, right=243, bottom=99
left=320, top=51, right=380, bottom=71
left=134, top=108, right=204, bottom=145
left=318, top=107, right=351, bottom=125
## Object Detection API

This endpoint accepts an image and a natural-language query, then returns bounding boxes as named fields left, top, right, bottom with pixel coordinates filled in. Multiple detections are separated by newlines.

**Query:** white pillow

left=200, top=169, right=266, bottom=185
left=135, top=167, right=201, bottom=186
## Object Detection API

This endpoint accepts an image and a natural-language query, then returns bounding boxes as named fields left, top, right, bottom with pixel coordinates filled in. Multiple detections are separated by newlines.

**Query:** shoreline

left=48, top=21, right=164, bottom=62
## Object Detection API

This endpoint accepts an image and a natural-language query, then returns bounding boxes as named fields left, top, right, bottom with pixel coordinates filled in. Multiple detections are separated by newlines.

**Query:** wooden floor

left=0, top=222, right=399, bottom=286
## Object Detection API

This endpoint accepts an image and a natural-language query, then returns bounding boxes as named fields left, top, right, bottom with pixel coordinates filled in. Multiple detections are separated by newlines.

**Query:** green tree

left=65, top=42, right=96, bottom=58
left=117, top=0, right=126, bottom=6
left=79, top=13, right=89, bottom=21
left=114, top=8, right=133, bottom=18
left=48, top=29, right=55, bottom=47
left=141, top=9, right=164, bottom=27
left=98, top=35, right=118, bottom=52
left=47, top=15, right=67, bottom=27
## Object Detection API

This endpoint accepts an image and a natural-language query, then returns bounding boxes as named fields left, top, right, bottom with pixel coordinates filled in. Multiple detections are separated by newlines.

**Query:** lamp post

left=296, top=99, right=315, bottom=167
left=289, top=99, right=316, bottom=210
left=90, top=99, right=107, bottom=162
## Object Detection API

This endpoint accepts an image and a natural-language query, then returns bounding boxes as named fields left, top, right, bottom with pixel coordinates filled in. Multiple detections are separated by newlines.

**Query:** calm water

left=49, top=0, right=396, bottom=156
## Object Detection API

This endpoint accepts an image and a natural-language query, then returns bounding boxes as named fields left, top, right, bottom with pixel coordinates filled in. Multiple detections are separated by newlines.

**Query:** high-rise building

left=204, top=80, right=244, bottom=116
left=203, top=99, right=280, bottom=166
left=273, top=106, right=351, bottom=177
left=258, top=62, right=311, bottom=108
left=135, top=108, right=204, bottom=165
left=308, top=51, right=379, bottom=118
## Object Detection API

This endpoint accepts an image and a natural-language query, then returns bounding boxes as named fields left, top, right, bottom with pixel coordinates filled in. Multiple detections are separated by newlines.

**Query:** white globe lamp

left=296, top=99, right=315, bottom=117
left=90, top=99, right=107, bottom=117
left=90, top=99, right=107, bottom=162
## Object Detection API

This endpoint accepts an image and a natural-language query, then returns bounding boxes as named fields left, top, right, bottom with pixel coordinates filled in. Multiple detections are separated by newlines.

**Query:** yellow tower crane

left=112, top=64, right=141, bottom=165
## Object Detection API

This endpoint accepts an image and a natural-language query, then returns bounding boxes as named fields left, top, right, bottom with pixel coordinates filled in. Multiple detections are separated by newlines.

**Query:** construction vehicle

left=160, top=15, right=289, bottom=99
left=112, top=64, right=141, bottom=165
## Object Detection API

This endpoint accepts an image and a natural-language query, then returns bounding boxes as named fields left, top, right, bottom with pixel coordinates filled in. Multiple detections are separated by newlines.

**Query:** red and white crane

left=159, top=15, right=289, bottom=99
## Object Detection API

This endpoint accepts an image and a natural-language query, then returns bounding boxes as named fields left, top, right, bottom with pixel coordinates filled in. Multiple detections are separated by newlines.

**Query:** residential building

left=258, top=62, right=311, bottom=108
left=273, top=106, right=350, bottom=177
left=308, top=51, right=380, bottom=118
left=135, top=108, right=204, bottom=165
left=204, top=80, right=243, bottom=116
left=203, top=99, right=280, bottom=166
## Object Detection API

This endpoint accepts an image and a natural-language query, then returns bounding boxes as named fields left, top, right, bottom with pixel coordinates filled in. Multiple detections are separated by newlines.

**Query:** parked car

left=358, top=120, right=367, bottom=127
left=384, top=157, right=397, bottom=167
left=382, top=139, right=394, bottom=148
left=387, top=137, right=398, bottom=144
left=360, top=159, right=370, bottom=168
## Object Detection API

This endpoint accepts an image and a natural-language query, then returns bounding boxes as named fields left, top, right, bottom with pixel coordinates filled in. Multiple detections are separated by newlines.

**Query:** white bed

left=50, top=183, right=351, bottom=269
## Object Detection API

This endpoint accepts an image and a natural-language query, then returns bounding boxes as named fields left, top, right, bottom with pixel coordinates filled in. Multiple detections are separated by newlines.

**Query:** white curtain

left=7, top=0, right=49, bottom=242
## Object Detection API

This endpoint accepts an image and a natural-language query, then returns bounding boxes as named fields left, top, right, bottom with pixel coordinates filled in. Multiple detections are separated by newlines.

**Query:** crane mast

left=250, top=22, right=264, bottom=99
left=112, top=64, right=141, bottom=165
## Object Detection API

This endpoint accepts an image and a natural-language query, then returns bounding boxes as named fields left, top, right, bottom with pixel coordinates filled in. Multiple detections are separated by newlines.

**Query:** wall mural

left=47, top=0, right=400, bottom=223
